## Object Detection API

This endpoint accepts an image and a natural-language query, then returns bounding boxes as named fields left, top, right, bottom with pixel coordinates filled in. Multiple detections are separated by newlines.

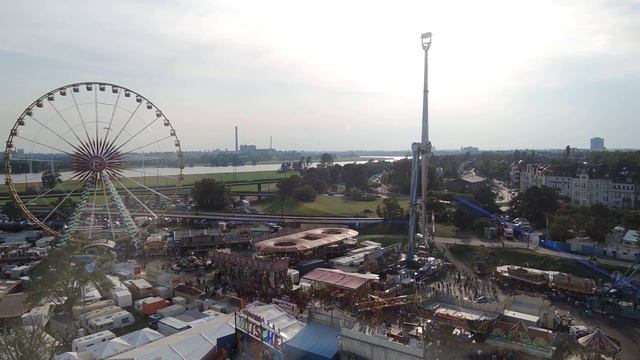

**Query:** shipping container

left=141, top=297, right=170, bottom=315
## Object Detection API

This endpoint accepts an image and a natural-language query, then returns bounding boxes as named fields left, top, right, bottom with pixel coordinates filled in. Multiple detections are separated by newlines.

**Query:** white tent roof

left=109, top=314, right=234, bottom=360
left=88, top=338, right=132, bottom=359
left=118, top=328, right=164, bottom=347
left=54, top=352, right=93, bottom=360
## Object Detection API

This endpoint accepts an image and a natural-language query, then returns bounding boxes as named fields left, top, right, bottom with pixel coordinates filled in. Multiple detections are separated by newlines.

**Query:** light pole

left=420, top=32, right=432, bottom=241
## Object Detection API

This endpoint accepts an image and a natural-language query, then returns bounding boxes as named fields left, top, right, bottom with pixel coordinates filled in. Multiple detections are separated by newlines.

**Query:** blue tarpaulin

left=283, top=322, right=339, bottom=360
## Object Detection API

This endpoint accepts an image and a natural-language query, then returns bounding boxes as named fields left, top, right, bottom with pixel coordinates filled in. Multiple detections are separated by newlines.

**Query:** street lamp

left=420, top=32, right=432, bottom=241
left=421, top=32, right=432, bottom=50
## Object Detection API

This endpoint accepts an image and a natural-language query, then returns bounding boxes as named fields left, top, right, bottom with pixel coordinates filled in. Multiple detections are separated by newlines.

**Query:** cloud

left=0, top=0, right=639, bottom=150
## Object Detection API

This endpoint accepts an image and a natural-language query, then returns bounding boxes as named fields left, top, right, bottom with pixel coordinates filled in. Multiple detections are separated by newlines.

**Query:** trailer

left=72, top=299, right=115, bottom=319
left=87, top=310, right=135, bottom=333
left=72, top=330, right=116, bottom=352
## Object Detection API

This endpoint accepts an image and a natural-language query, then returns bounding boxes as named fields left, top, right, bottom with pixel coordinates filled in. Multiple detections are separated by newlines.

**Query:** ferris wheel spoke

left=109, top=101, right=142, bottom=147
left=118, top=173, right=173, bottom=201
left=24, top=180, right=72, bottom=206
left=17, top=136, right=74, bottom=156
left=113, top=116, right=162, bottom=152
left=26, top=114, right=79, bottom=153
left=94, top=86, right=99, bottom=141
left=42, top=181, right=84, bottom=223
left=119, top=136, right=173, bottom=157
left=70, top=89, right=92, bottom=142
left=104, top=90, right=122, bottom=144
left=112, top=177, right=157, bottom=218
left=100, top=174, right=116, bottom=240
left=46, top=100, right=85, bottom=147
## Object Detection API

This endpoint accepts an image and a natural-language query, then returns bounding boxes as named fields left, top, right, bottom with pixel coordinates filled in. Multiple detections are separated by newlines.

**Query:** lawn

left=447, top=244, right=626, bottom=280
left=433, top=223, right=474, bottom=239
left=254, top=195, right=410, bottom=217
left=0, top=170, right=287, bottom=195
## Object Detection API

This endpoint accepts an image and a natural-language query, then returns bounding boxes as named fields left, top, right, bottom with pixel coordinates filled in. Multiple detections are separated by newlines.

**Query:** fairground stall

left=211, top=251, right=290, bottom=299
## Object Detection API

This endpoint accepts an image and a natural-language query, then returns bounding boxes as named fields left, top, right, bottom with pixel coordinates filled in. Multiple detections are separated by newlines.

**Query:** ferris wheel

left=4, top=82, right=184, bottom=250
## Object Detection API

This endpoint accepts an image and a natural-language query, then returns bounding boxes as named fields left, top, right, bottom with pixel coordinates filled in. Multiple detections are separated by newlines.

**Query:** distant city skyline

left=1, top=1, right=639, bottom=152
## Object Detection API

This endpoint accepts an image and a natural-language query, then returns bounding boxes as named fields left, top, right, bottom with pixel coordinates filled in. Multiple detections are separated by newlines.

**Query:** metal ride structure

left=398, top=32, right=433, bottom=266
left=4, top=82, right=184, bottom=251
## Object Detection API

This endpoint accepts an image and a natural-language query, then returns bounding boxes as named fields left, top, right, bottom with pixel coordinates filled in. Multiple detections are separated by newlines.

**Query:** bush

left=292, top=185, right=317, bottom=202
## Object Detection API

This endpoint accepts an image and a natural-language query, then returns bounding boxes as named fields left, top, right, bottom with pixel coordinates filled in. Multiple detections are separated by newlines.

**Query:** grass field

left=447, top=244, right=626, bottom=280
left=1, top=170, right=286, bottom=194
left=254, top=195, right=410, bottom=217
left=433, top=223, right=474, bottom=238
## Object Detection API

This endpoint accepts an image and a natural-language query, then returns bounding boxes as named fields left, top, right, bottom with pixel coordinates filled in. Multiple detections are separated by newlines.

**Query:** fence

left=539, top=239, right=570, bottom=252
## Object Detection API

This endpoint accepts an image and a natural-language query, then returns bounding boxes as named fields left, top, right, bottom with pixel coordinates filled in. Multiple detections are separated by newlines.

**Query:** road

left=493, top=179, right=511, bottom=206
left=84, top=209, right=388, bottom=225
left=433, top=236, right=634, bottom=269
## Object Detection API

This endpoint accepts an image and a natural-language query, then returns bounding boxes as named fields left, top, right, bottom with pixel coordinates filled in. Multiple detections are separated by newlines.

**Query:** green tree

left=0, top=323, right=61, bottom=360
left=343, top=163, right=368, bottom=190
left=319, top=153, right=334, bottom=168
left=277, top=175, right=304, bottom=197
left=549, top=214, right=575, bottom=241
left=472, top=185, right=499, bottom=213
left=311, top=180, right=328, bottom=194
left=292, top=185, right=317, bottom=202
left=376, top=197, right=406, bottom=220
left=27, top=245, right=112, bottom=316
left=453, top=205, right=476, bottom=230
left=41, top=170, right=61, bottom=190
left=584, top=203, right=615, bottom=242
left=2, top=200, right=23, bottom=221
left=509, top=186, right=559, bottom=228
left=191, top=178, right=231, bottom=211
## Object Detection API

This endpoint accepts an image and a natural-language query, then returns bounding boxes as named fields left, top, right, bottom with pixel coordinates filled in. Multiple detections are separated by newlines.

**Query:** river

left=3, top=156, right=406, bottom=184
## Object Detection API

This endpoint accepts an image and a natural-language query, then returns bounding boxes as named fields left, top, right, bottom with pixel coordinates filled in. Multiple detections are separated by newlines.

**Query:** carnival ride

left=4, top=82, right=184, bottom=251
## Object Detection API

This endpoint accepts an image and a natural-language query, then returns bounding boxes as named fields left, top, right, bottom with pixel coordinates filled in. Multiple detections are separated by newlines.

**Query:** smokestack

left=235, top=126, right=238, bottom=152
left=270, top=136, right=272, bottom=149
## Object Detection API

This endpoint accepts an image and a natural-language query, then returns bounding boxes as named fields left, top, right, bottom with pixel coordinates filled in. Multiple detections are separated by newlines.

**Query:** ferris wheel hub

left=88, top=156, right=107, bottom=172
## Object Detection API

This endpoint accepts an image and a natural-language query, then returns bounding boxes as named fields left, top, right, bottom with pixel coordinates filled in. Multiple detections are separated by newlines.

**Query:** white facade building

left=516, top=163, right=637, bottom=209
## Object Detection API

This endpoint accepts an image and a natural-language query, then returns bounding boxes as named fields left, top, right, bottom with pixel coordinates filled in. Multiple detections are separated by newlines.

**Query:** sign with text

left=236, top=312, right=283, bottom=350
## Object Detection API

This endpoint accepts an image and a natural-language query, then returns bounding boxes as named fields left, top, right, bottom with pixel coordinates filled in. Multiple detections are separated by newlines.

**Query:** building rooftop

left=110, top=314, right=234, bottom=360
left=302, top=268, right=378, bottom=291
left=0, top=279, right=21, bottom=299
left=243, top=302, right=304, bottom=341
left=460, top=173, right=487, bottom=183
left=503, top=309, right=540, bottom=324
left=174, top=284, right=204, bottom=297
left=429, top=303, right=497, bottom=322
left=0, top=292, right=28, bottom=319
left=255, top=228, right=358, bottom=253
left=623, top=230, right=638, bottom=244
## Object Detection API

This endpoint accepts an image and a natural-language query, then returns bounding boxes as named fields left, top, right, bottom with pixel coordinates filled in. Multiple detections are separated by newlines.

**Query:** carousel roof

left=578, top=328, right=622, bottom=355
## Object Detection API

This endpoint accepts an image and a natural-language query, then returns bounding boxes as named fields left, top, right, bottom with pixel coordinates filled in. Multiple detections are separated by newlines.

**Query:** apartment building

left=516, top=162, right=637, bottom=209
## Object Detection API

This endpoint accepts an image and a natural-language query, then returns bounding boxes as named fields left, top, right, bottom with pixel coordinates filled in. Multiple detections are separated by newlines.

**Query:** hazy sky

left=1, top=0, right=639, bottom=152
